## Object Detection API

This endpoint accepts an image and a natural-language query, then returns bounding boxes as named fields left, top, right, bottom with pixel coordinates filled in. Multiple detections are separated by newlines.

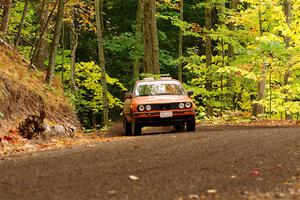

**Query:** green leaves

left=61, top=62, right=125, bottom=125
left=158, top=14, right=200, bottom=37
left=184, top=0, right=300, bottom=118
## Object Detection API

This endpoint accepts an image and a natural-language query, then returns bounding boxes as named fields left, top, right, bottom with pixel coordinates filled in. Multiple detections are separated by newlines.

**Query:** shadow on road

left=105, top=122, right=181, bottom=137
left=142, top=126, right=181, bottom=136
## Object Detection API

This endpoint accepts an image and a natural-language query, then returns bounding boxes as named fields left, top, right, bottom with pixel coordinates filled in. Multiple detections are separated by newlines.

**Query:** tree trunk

left=143, top=0, right=160, bottom=74
left=133, top=0, right=143, bottom=79
left=95, top=0, right=109, bottom=127
left=228, top=0, right=238, bottom=59
left=256, top=63, right=267, bottom=114
left=205, top=0, right=213, bottom=117
left=35, top=0, right=50, bottom=69
left=29, top=0, right=57, bottom=70
left=0, top=0, right=12, bottom=34
left=217, top=1, right=225, bottom=108
left=252, top=10, right=266, bottom=117
left=226, top=0, right=238, bottom=113
left=61, top=18, right=65, bottom=85
left=15, top=0, right=30, bottom=47
left=100, top=0, right=105, bottom=35
left=178, top=0, right=183, bottom=82
left=283, top=0, right=292, bottom=120
left=69, top=8, right=78, bottom=91
left=45, top=0, right=65, bottom=85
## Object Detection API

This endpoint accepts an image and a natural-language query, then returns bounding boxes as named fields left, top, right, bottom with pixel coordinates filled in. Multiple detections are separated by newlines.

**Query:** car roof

left=135, top=77, right=180, bottom=84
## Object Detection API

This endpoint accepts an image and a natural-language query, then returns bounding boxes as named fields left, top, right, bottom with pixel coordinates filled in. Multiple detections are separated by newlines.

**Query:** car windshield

left=134, top=81, right=186, bottom=96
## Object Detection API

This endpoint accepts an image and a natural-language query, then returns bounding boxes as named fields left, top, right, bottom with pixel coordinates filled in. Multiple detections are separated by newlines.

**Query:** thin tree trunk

left=151, top=0, right=160, bottom=74
left=30, top=0, right=55, bottom=70
left=283, top=0, right=292, bottom=120
left=100, top=0, right=104, bottom=35
left=45, top=0, right=65, bottom=85
left=257, top=64, right=266, bottom=113
left=217, top=1, right=225, bottom=109
left=220, top=40, right=225, bottom=110
left=205, top=0, right=213, bottom=117
left=0, top=0, right=12, bottom=34
left=29, top=0, right=47, bottom=67
left=252, top=10, right=266, bottom=117
left=95, top=0, right=109, bottom=126
left=143, top=0, right=160, bottom=74
left=178, top=0, right=183, bottom=82
left=143, top=0, right=150, bottom=73
left=228, top=0, right=238, bottom=59
left=15, top=0, right=30, bottom=47
left=35, top=0, right=50, bottom=69
left=133, top=0, right=143, bottom=79
left=61, top=19, right=65, bottom=85
left=283, top=0, right=292, bottom=56
left=69, top=8, right=78, bottom=91
left=225, top=0, right=238, bottom=113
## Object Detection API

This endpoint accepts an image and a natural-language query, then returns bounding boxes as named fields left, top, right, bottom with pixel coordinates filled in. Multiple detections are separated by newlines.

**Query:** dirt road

left=0, top=127, right=299, bottom=200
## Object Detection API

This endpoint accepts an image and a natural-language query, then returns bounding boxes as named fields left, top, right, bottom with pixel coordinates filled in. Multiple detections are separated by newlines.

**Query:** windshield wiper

left=155, top=93, right=179, bottom=95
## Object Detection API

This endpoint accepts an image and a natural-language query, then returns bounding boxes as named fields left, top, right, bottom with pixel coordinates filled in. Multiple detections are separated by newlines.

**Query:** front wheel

left=123, top=118, right=132, bottom=136
left=132, top=122, right=142, bottom=136
left=186, top=117, right=196, bottom=132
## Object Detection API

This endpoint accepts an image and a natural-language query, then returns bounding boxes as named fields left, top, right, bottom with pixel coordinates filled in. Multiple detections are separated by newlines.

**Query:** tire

left=132, top=122, right=142, bottom=136
left=186, top=117, right=196, bottom=132
left=123, top=118, right=132, bottom=136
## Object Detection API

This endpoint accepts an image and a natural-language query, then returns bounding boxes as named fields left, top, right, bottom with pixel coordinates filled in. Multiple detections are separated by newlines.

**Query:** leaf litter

left=0, top=128, right=119, bottom=159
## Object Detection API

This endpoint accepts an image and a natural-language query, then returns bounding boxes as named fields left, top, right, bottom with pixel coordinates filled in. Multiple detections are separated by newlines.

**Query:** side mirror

left=125, top=93, right=133, bottom=99
left=187, top=91, right=194, bottom=97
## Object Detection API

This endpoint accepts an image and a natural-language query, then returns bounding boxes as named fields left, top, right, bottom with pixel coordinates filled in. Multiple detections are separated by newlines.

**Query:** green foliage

left=158, top=14, right=200, bottom=37
left=140, top=73, right=171, bottom=80
left=62, top=62, right=126, bottom=127
left=181, top=0, right=300, bottom=119
left=6, top=0, right=300, bottom=127
left=9, top=1, right=36, bottom=42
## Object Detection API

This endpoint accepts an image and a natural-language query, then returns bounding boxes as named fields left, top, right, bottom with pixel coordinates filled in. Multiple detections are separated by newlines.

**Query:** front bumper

left=132, top=110, right=195, bottom=126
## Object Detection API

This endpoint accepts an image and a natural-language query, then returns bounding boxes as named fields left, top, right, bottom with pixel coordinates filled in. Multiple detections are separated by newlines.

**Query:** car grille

left=151, top=103, right=178, bottom=110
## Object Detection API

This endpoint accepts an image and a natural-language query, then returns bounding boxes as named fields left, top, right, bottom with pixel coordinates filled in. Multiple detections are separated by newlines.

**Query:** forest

left=0, top=0, right=299, bottom=129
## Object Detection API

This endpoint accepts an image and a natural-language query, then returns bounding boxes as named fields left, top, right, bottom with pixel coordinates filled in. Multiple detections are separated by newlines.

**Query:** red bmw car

left=123, top=77, right=196, bottom=136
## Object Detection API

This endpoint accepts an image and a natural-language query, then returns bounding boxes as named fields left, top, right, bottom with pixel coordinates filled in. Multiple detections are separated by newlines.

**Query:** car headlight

left=179, top=102, right=185, bottom=109
left=185, top=102, right=192, bottom=108
left=145, top=105, right=151, bottom=111
left=138, top=105, right=145, bottom=112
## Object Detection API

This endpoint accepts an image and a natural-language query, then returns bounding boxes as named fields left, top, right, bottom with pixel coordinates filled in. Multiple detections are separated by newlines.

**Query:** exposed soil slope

left=0, top=39, right=80, bottom=135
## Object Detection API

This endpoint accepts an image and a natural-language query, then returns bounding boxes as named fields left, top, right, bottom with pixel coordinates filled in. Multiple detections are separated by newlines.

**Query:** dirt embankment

left=0, top=39, right=80, bottom=136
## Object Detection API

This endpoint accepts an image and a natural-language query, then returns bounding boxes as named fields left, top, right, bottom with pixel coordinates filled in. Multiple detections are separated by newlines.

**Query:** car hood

left=133, top=95, right=192, bottom=104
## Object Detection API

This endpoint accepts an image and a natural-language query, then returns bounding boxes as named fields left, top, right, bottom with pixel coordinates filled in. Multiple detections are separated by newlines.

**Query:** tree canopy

left=1, top=0, right=300, bottom=128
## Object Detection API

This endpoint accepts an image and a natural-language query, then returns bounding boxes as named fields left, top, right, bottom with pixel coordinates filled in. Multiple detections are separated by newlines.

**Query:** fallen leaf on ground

left=129, top=175, right=139, bottom=181
left=3, top=136, right=13, bottom=142
left=250, top=170, right=261, bottom=177
left=207, top=189, right=217, bottom=194
left=189, top=194, right=200, bottom=199
left=108, top=190, right=117, bottom=195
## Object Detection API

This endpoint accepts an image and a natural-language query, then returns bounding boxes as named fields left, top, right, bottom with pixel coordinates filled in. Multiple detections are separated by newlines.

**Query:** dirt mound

left=0, top=40, right=80, bottom=136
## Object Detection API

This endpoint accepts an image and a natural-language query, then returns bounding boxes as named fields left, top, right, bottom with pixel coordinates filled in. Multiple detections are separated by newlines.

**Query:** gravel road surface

left=0, top=127, right=299, bottom=200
